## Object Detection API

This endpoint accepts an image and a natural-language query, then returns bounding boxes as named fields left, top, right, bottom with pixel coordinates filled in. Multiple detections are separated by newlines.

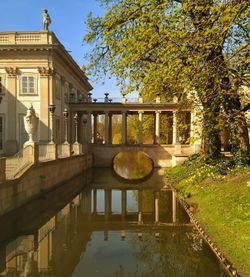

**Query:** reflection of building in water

left=0, top=187, right=189, bottom=276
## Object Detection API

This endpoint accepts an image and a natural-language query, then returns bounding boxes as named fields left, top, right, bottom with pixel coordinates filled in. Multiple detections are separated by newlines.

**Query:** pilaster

left=5, top=67, right=18, bottom=154
left=38, top=67, right=55, bottom=142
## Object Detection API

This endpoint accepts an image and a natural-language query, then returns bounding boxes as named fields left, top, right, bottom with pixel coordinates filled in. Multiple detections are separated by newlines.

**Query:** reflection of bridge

left=69, top=99, right=201, bottom=167
left=0, top=169, right=191, bottom=276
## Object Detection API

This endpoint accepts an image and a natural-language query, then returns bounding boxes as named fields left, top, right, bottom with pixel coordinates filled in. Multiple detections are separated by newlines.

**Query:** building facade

left=0, top=31, right=92, bottom=155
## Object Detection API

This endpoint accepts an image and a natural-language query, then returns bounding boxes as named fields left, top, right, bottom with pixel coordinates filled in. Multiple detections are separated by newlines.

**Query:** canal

left=0, top=168, right=228, bottom=277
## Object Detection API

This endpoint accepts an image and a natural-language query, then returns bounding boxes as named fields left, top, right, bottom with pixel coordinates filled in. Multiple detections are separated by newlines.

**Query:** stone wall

left=0, top=153, right=93, bottom=216
left=89, top=144, right=198, bottom=168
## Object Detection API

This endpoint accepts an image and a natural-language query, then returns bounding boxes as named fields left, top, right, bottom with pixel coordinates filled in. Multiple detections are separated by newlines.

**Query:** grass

left=165, top=157, right=250, bottom=276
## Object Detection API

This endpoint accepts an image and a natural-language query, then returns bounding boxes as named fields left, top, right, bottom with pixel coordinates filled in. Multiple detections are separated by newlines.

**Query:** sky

left=0, top=0, right=122, bottom=99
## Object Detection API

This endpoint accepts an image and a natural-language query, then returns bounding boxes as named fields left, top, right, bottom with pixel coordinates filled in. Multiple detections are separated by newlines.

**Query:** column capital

left=138, top=110, right=144, bottom=114
left=155, top=110, right=162, bottom=114
left=38, top=67, right=56, bottom=77
left=5, top=67, right=18, bottom=77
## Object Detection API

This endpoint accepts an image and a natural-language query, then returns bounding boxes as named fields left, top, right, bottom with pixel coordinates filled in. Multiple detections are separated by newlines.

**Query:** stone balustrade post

left=23, top=142, right=39, bottom=164
left=46, top=143, right=57, bottom=160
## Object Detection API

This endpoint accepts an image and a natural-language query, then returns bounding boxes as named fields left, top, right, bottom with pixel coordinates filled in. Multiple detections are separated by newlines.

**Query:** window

left=21, top=75, right=37, bottom=94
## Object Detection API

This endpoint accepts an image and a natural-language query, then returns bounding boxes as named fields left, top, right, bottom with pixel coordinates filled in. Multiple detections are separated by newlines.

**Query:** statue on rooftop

left=43, top=9, right=51, bottom=31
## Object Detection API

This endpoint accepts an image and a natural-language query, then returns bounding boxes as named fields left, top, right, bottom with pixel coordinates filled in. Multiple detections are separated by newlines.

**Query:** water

left=113, top=150, right=153, bottom=180
left=0, top=169, right=228, bottom=277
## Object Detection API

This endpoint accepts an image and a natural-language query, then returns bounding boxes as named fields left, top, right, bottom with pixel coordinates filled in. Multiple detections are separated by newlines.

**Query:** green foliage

left=84, top=0, right=250, bottom=161
left=165, top=154, right=247, bottom=197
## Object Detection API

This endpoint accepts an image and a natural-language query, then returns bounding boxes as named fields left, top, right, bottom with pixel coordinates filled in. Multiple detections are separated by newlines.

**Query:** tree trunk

left=201, top=103, right=221, bottom=160
left=223, top=94, right=250, bottom=163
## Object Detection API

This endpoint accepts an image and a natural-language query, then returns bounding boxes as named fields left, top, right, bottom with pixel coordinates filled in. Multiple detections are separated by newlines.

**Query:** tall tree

left=84, top=0, right=250, bottom=162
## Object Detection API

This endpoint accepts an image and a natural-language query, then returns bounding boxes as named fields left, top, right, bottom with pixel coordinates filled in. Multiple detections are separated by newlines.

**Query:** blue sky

left=0, top=0, right=121, bottom=98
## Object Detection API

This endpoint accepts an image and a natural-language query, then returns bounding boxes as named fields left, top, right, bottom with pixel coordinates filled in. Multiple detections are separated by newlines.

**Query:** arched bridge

left=68, top=96, right=201, bottom=167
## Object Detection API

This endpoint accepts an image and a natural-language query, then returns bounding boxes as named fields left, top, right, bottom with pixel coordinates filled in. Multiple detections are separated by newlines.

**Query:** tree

left=84, top=0, right=250, bottom=162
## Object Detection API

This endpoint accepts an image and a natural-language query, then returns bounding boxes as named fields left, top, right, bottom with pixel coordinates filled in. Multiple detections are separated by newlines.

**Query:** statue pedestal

left=23, top=142, right=39, bottom=164
left=47, top=143, right=57, bottom=160
left=72, top=143, right=82, bottom=155
left=61, top=143, right=71, bottom=157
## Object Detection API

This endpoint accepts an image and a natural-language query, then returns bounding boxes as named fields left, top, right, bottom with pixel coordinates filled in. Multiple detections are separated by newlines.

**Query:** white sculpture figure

left=24, top=104, right=39, bottom=143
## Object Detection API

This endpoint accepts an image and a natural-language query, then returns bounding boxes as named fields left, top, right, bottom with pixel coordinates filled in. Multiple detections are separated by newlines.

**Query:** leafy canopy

left=84, top=0, right=249, bottom=97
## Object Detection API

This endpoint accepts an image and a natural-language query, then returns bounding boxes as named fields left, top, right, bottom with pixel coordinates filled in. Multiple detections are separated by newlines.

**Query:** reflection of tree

left=113, top=151, right=153, bottom=180
left=112, top=115, right=122, bottom=144
left=122, top=229, right=221, bottom=277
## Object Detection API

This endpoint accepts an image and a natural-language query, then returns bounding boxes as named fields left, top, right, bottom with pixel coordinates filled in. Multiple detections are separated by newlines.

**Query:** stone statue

left=24, top=104, right=39, bottom=143
left=43, top=9, right=51, bottom=31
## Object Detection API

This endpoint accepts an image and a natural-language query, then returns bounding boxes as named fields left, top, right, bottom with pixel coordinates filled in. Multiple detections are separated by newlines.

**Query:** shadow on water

left=0, top=168, right=228, bottom=277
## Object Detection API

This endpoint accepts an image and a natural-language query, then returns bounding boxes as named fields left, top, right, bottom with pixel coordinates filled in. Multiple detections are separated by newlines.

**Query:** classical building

left=0, top=31, right=92, bottom=155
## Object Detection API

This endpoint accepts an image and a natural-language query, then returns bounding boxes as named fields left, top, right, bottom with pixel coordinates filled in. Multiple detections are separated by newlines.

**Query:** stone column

left=87, top=112, right=92, bottom=143
left=93, top=113, right=98, bottom=143
left=109, top=113, right=113, bottom=144
left=172, top=190, right=177, bottom=223
left=172, top=111, right=177, bottom=144
left=105, top=189, right=112, bottom=220
left=93, top=189, right=97, bottom=214
left=5, top=67, right=18, bottom=154
left=105, top=112, right=109, bottom=144
left=138, top=190, right=143, bottom=223
left=86, top=190, right=92, bottom=221
left=122, top=112, right=127, bottom=144
left=154, top=111, right=161, bottom=144
left=138, top=111, right=143, bottom=144
left=154, top=191, right=160, bottom=223
left=121, top=190, right=127, bottom=220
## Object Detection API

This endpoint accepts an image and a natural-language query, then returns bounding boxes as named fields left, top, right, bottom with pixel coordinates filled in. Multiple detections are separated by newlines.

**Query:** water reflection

left=113, top=150, right=153, bottom=180
left=0, top=169, right=228, bottom=277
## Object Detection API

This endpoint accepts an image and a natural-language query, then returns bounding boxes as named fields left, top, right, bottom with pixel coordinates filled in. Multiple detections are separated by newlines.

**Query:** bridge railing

left=69, top=97, right=176, bottom=104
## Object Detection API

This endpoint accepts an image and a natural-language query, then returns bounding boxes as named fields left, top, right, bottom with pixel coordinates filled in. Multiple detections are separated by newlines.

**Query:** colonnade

left=80, top=189, right=178, bottom=224
left=76, top=110, right=192, bottom=145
